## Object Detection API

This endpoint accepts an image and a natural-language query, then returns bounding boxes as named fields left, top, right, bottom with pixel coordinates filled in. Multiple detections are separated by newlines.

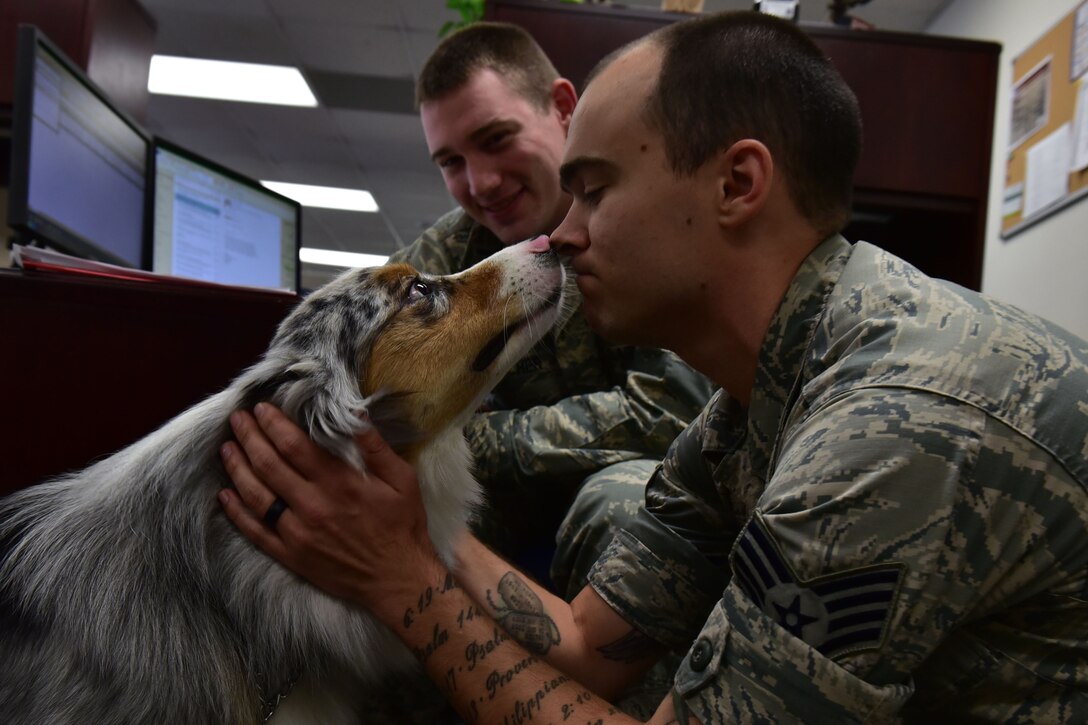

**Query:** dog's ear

left=236, top=368, right=302, bottom=410
left=277, top=359, right=369, bottom=468
left=237, top=355, right=369, bottom=469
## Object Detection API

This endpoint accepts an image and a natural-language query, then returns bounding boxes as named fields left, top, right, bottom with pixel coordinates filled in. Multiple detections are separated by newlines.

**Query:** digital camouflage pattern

left=551, top=459, right=658, bottom=601
left=589, top=235, right=1088, bottom=723
left=389, top=209, right=717, bottom=562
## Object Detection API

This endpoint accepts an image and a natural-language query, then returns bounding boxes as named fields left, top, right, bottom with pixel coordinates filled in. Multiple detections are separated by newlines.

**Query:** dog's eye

left=408, top=280, right=432, bottom=301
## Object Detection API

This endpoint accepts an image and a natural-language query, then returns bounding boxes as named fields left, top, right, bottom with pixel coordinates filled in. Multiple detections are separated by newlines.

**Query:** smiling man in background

left=391, top=22, right=714, bottom=606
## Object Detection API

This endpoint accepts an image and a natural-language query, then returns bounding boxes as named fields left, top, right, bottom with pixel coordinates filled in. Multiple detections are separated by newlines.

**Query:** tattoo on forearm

left=443, top=666, right=459, bottom=695
left=497, top=672, right=570, bottom=725
left=484, top=654, right=538, bottom=700
left=403, top=572, right=459, bottom=629
left=457, top=603, right=483, bottom=630
left=465, top=626, right=509, bottom=671
left=401, top=572, right=586, bottom=725
left=559, top=689, right=598, bottom=721
left=404, top=574, right=465, bottom=663
left=595, top=628, right=659, bottom=663
left=411, top=622, right=449, bottom=663
left=486, top=572, right=561, bottom=654
left=444, top=622, right=514, bottom=697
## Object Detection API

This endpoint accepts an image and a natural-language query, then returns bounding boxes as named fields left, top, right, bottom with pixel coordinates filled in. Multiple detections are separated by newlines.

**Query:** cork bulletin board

left=1001, top=0, right=1088, bottom=238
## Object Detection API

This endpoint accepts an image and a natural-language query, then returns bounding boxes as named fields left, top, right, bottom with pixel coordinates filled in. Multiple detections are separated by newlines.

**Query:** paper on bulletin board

left=1024, top=123, right=1072, bottom=217
left=1003, top=182, right=1025, bottom=218
left=1073, top=1, right=1088, bottom=80
left=1010, top=57, right=1051, bottom=150
left=1074, top=80, right=1088, bottom=171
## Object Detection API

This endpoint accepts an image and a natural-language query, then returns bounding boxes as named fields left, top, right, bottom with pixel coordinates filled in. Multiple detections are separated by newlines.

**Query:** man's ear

left=717, top=139, right=773, bottom=228
left=551, top=78, right=578, bottom=131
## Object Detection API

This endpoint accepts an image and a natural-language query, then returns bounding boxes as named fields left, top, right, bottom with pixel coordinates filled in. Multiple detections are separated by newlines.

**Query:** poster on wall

left=1010, top=57, right=1051, bottom=151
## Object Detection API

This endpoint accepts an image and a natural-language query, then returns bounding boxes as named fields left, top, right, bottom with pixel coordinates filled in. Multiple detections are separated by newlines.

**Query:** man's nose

left=550, top=209, right=586, bottom=256
left=466, top=160, right=501, bottom=198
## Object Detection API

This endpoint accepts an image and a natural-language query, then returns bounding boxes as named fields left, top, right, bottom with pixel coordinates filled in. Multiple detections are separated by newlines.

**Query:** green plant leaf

left=438, top=0, right=485, bottom=36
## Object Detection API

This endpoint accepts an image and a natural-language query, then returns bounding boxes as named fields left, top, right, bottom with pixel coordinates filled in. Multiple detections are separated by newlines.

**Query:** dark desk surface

left=0, top=269, right=299, bottom=495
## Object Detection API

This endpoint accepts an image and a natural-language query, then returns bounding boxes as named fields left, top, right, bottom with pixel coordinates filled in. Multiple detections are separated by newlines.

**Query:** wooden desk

left=0, top=270, right=298, bottom=495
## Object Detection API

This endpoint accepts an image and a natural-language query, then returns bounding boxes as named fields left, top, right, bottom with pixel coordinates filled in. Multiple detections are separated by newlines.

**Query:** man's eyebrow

left=559, top=156, right=614, bottom=192
left=430, top=119, right=519, bottom=163
left=430, top=145, right=451, bottom=163
left=469, top=119, right=518, bottom=144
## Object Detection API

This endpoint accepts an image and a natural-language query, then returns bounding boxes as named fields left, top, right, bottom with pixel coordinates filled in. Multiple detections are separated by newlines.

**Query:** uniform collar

left=701, top=235, right=853, bottom=473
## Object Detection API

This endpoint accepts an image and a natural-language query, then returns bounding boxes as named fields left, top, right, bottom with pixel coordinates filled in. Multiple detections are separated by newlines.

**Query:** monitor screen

left=8, top=25, right=150, bottom=268
left=150, top=139, right=301, bottom=294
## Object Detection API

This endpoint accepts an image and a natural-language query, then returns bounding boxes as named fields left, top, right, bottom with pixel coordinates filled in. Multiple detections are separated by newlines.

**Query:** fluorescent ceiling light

left=261, top=181, right=379, bottom=212
left=148, top=55, right=317, bottom=107
left=301, top=248, right=389, bottom=269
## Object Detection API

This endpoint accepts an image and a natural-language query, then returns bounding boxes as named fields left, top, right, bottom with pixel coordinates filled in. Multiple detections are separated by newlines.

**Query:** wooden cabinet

left=0, top=271, right=298, bottom=495
left=486, top=0, right=999, bottom=291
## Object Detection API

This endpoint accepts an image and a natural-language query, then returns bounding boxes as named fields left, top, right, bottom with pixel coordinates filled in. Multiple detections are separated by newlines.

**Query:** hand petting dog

left=220, top=403, right=442, bottom=616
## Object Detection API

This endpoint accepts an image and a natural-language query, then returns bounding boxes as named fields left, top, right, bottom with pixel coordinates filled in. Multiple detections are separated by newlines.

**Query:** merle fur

left=0, top=266, right=476, bottom=724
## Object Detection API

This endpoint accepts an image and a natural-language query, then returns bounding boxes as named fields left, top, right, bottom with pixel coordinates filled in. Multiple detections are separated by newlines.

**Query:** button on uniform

left=689, top=637, right=713, bottom=672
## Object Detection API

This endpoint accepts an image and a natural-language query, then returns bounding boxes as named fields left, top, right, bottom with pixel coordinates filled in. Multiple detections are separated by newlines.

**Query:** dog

left=0, top=238, right=566, bottom=724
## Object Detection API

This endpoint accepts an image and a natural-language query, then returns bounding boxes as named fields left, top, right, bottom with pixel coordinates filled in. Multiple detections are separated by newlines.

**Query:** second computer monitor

left=150, top=139, right=301, bottom=294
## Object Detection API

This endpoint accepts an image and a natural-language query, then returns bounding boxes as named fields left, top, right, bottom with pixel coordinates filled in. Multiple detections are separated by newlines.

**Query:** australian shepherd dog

left=0, top=238, right=565, bottom=723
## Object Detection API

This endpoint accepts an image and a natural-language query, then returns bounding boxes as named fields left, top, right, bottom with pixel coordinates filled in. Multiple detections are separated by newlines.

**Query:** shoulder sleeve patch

left=730, top=514, right=905, bottom=660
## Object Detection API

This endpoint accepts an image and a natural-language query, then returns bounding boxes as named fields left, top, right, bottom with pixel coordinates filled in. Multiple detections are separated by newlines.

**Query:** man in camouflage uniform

left=220, top=10, right=1088, bottom=723
left=552, top=13, right=1087, bottom=721
left=586, top=237, right=1088, bottom=722
left=397, top=22, right=714, bottom=593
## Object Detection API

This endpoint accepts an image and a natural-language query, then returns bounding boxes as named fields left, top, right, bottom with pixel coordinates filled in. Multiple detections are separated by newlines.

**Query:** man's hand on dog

left=218, top=403, right=443, bottom=614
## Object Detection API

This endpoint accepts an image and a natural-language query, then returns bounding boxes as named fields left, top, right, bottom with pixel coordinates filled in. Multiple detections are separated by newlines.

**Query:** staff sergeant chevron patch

left=730, top=515, right=905, bottom=659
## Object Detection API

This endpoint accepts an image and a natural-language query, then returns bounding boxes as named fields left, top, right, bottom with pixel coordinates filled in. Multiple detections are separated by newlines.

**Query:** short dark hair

left=416, top=22, right=560, bottom=111
left=637, top=12, right=863, bottom=235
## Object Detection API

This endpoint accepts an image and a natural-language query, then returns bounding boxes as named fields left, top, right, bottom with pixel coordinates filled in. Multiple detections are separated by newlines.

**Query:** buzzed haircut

left=600, top=12, right=863, bottom=236
left=416, top=22, right=560, bottom=111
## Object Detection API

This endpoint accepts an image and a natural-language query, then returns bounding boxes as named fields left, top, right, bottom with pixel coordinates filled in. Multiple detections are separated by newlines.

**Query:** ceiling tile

left=307, top=71, right=416, bottom=114
left=143, top=7, right=292, bottom=64
left=141, top=0, right=268, bottom=17
left=134, top=0, right=949, bottom=278
left=265, top=0, right=404, bottom=26
left=284, top=22, right=414, bottom=75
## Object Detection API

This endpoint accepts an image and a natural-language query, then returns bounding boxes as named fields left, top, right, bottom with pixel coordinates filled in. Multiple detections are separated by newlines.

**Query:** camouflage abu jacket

left=388, top=209, right=716, bottom=516
left=589, top=235, right=1088, bottom=723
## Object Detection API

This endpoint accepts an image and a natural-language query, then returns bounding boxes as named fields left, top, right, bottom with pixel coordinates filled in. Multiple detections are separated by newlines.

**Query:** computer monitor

left=149, top=138, right=302, bottom=294
left=8, top=25, right=150, bottom=268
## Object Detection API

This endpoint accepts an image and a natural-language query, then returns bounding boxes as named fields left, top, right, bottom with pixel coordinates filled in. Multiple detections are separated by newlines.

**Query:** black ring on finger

left=263, top=497, right=289, bottom=529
